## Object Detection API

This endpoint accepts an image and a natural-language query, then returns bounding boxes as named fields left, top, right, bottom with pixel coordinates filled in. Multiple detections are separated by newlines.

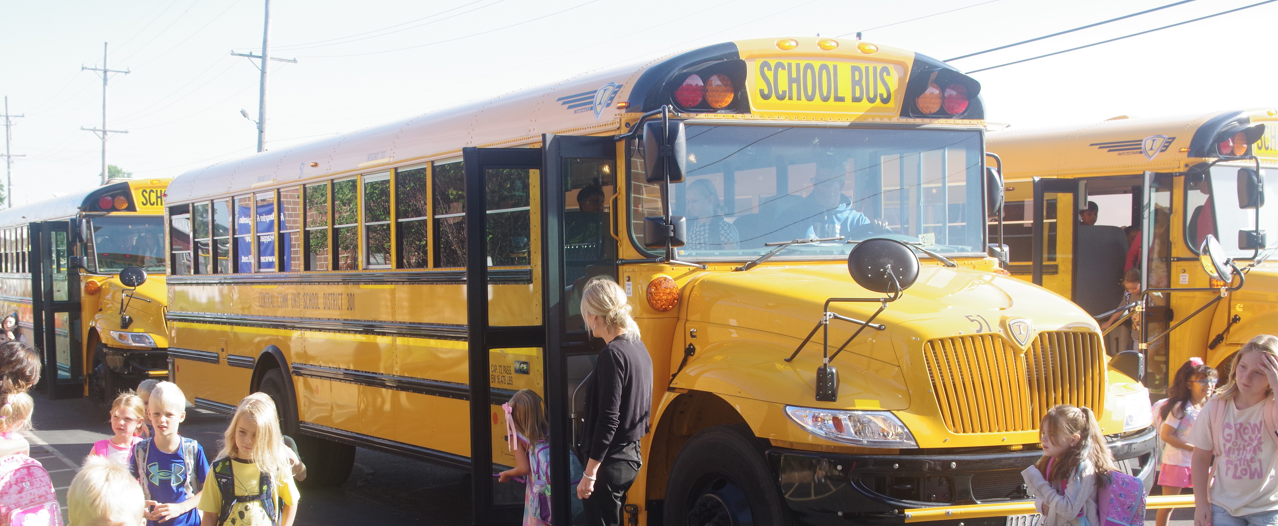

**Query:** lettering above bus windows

left=134, top=188, right=165, bottom=212
left=749, top=59, right=905, bottom=116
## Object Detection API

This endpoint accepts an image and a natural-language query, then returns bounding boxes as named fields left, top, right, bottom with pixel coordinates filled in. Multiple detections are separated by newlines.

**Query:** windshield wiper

left=842, top=239, right=957, bottom=267
left=736, top=236, right=844, bottom=272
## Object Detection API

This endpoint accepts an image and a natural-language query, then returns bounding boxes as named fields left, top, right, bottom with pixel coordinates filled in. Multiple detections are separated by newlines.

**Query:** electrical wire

left=271, top=0, right=500, bottom=51
left=296, top=0, right=605, bottom=59
left=946, top=0, right=1197, bottom=61
left=966, top=0, right=1277, bottom=74
left=116, top=0, right=204, bottom=65
left=837, top=0, right=1001, bottom=38
left=116, top=58, right=239, bottom=125
left=111, top=0, right=185, bottom=56
left=129, top=0, right=246, bottom=71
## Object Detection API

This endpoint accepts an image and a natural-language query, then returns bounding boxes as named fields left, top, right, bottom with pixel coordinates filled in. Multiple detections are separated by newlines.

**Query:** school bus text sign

left=747, top=58, right=905, bottom=117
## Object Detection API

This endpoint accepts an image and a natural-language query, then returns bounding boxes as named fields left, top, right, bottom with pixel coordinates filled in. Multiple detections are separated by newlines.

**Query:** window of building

left=305, top=183, right=330, bottom=271
left=363, top=172, right=391, bottom=269
left=333, top=178, right=358, bottom=270
left=235, top=195, right=253, bottom=273
left=256, top=192, right=277, bottom=272
left=170, top=206, right=193, bottom=275
left=397, top=165, right=430, bottom=269
left=213, top=199, right=232, bottom=273
left=433, top=162, right=465, bottom=268
left=192, top=202, right=211, bottom=274
left=280, top=187, right=302, bottom=272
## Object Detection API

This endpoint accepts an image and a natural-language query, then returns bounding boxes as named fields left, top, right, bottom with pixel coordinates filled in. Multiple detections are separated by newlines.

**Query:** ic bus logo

left=1005, top=317, right=1033, bottom=350
left=1142, top=135, right=1171, bottom=161
left=557, top=83, right=623, bottom=120
left=1089, top=136, right=1176, bottom=159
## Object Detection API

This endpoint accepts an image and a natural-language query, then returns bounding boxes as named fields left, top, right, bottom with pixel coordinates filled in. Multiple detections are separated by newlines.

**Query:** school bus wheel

left=258, top=368, right=355, bottom=487
left=664, top=424, right=790, bottom=526
left=88, top=342, right=117, bottom=409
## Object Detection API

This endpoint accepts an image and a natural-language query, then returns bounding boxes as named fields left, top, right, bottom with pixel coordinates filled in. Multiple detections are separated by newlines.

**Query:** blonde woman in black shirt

left=576, top=278, right=653, bottom=526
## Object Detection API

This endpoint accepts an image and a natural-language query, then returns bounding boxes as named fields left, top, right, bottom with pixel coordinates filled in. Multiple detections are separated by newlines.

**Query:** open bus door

left=29, top=220, right=85, bottom=399
left=1030, top=178, right=1078, bottom=296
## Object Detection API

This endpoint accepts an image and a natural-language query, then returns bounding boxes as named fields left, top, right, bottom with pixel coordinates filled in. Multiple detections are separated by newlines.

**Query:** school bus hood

left=672, top=263, right=1097, bottom=409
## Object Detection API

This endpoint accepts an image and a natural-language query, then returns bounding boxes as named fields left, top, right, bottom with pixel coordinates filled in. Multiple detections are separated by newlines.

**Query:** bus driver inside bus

left=802, top=165, right=872, bottom=239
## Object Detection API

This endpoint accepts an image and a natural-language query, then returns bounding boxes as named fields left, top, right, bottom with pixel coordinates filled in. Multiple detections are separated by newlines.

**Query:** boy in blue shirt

left=130, top=381, right=209, bottom=526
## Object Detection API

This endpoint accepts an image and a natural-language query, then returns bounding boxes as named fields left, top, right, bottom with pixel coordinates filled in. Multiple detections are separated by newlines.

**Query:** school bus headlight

left=916, top=83, right=942, bottom=114
left=646, top=276, right=679, bottom=312
left=1113, top=387, right=1153, bottom=432
left=704, top=74, right=735, bottom=109
left=109, top=331, right=157, bottom=348
left=674, top=74, right=705, bottom=107
left=83, top=281, right=101, bottom=295
left=785, top=406, right=918, bottom=448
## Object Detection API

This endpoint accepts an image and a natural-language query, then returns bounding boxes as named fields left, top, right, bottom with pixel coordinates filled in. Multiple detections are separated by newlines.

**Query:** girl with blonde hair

left=197, top=393, right=299, bottom=526
left=1021, top=404, right=1119, bottom=526
left=88, top=391, right=146, bottom=465
left=576, top=277, right=652, bottom=526
left=0, top=392, right=34, bottom=458
left=1190, top=335, right=1278, bottom=526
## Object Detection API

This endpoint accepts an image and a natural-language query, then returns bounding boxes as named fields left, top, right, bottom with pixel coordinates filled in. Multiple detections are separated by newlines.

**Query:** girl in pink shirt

left=88, top=392, right=145, bottom=465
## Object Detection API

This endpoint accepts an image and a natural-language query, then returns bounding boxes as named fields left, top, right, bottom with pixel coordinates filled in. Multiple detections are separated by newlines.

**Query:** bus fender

left=251, top=345, right=299, bottom=422
left=645, top=390, right=750, bottom=501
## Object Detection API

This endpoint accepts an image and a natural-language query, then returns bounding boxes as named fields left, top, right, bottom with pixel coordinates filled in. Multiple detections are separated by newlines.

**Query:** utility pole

left=1, top=96, right=24, bottom=208
left=81, top=42, right=130, bottom=186
left=233, top=0, right=296, bottom=153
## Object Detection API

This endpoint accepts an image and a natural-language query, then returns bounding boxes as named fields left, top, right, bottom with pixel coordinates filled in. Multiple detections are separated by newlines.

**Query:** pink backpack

left=0, top=454, right=61, bottom=526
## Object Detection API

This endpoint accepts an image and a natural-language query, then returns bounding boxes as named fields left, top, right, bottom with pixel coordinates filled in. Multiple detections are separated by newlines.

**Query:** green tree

left=107, top=165, right=132, bottom=179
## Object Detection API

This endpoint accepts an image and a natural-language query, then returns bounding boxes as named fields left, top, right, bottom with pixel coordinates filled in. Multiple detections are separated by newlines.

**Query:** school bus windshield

left=1187, top=166, right=1278, bottom=258
left=632, top=126, right=986, bottom=259
left=88, top=216, right=167, bottom=273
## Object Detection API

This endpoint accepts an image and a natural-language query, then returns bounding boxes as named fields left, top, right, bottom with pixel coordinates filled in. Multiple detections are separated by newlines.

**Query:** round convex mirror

left=119, top=266, right=148, bottom=288
left=847, top=239, right=920, bottom=294
left=1198, top=235, right=1233, bottom=283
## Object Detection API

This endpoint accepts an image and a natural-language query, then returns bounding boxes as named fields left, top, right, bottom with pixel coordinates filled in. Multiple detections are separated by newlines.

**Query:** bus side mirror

left=1110, top=350, right=1145, bottom=382
left=1237, top=168, right=1265, bottom=209
left=847, top=238, right=920, bottom=295
left=642, top=121, right=686, bottom=184
left=68, top=257, right=88, bottom=270
left=643, top=216, right=687, bottom=248
left=985, top=167, right=1004, bottom=217
left=119, top=266, right=148, bottom=288
left=1198, top=235, right=1235, bottom=283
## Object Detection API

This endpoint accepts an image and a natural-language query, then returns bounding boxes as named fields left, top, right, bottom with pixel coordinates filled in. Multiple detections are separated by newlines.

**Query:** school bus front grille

left=923, top=332, right=1105, bottom=434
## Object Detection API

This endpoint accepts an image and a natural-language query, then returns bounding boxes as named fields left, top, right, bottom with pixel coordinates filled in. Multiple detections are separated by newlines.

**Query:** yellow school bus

left=0, top=178, right=171, bottom=400
left=988, top=108, right=1277, bottom=394
left=164, top=37, right=1158, bottom=525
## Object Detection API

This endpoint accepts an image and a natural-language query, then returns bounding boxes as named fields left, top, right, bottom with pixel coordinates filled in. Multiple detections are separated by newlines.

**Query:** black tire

left=258, top=368, right=355, bottom=488
left=664, top=424, right=790, bottom=526
left=89, top=343, right=117, bottom=410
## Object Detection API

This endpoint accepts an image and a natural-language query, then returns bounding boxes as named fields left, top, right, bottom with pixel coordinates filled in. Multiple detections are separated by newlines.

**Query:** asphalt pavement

left=25, top=392, right=1196, bottom=526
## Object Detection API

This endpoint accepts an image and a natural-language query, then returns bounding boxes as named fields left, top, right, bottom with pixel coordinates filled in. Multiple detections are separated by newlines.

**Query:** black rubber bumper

left=767, top=425, right=1158, bottom=526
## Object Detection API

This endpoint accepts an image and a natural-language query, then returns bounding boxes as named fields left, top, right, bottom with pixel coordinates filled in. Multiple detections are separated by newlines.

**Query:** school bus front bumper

left=767, top=425, right=1156, bottom=526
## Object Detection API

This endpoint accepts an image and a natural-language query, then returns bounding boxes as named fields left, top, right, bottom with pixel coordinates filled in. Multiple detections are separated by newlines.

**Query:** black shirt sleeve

left=588, top=346, right=625, bottom=462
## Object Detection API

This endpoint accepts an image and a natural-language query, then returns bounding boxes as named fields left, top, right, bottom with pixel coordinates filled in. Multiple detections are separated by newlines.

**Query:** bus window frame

left=168, top=204, right=193, bottom=276
left=395, top=163, right=431, bottom=269
left=255, top=191, right=278, bottom=273
left=213, top=198, right=232, bottom=274
left=279, top=186, right=302, bottom=273
left=192, top=202, right=211, bottom=275
left=332, top=177, right=359, bottom=271
left=362, top=172, right=392, bottom=270
left=234, top=195, right=254, bottom=274
left=304, top=181, right=332, bottom=272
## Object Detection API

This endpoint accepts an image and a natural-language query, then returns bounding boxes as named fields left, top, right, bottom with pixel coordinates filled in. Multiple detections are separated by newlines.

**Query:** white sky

left=1, top=0, right=1274, bottom=207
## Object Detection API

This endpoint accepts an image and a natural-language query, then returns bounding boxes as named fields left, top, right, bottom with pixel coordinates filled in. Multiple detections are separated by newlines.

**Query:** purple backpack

left=1047, top=458, right=1145, bottom=526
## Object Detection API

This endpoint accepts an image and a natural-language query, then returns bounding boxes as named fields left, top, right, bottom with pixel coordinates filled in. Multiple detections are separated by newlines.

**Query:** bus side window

left=169, top=205, right=193, bottom=275
left=213, top=199, right=232, bottom=274
left=304, top=183, right=330, bottom=271
left=332, top=178, right=358, bottom=271
left=396, top=165, right=430, bottom=269
left=234, top=195, right=253, bottom=273
left=433, top=161, right=466, bottom=268
left=280, top=187, right=302, bottom=272
left=193, top=202, right=211, bottom=275
left=563, top=158, right=616, bottom=332
left=257, top=192, right=278, bottom=272
left=363, top=173, right=391, bottom=269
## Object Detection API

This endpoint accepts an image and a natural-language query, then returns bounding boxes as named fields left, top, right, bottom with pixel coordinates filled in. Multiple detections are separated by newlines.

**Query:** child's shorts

left=1158, top=464, right=1192, bottom=488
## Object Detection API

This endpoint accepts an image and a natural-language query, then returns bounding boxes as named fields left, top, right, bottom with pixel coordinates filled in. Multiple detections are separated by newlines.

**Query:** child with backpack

left=0, top=392, right=33, bottom=459
left=69, top=455, right=145, bottom=526
left=497, top=389, right=582, bottom=526
left=1156, top=357, right=1216, bottom=526
left=1189, top=335, right=1278, bottom=526
left=130, top=381, right=209, bottom=526
left=88, top=391, right=146, bottom=466
left=1021, top=404, right=1141, bottom=526
left=197, top=393, right=298, bottom=526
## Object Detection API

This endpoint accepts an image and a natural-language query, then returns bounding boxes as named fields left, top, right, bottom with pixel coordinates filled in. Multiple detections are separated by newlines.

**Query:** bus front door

left=29, top=220, right=85, bottom=399
left=1030, top=178, right=1078, bottom=297
left=463, top=147, right=547, bottom=525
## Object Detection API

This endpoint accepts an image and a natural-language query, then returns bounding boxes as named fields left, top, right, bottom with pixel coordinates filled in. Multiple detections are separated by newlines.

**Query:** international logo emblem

left=1142, top=135, right=1170, bottom=161
left=1006, top=318, right=1033, bottom=350
left=556, top=83, right=623, bottom=120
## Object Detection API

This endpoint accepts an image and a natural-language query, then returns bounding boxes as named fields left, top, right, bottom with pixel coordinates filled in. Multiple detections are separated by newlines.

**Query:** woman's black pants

left=583, top=457, right=640, bottom=526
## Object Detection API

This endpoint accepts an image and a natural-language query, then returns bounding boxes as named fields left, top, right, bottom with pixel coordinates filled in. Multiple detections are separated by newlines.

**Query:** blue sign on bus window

left=237, top=236, right=253, bottom=273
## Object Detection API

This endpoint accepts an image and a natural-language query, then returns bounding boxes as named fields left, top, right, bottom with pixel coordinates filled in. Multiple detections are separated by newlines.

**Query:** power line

left=966, top=0, right=1277, bottom=74
left=116, top=0, right=205, bottom=65
left=947, top=0, right=1197, bottom=62
left=233, top=0, right=297, bottom=152
left=129, top=0, right=247, bottom=71
left=837, top=0, right=1000, bottom=38
left=112, top=0, right=185, bottom=55
left=81, top=43, right=130, bottom=186
left=297, top=0, right=606, bottom=59
left=2, top=97, right=24, bottom=208
left=272, top=0, right=499, bottom=51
